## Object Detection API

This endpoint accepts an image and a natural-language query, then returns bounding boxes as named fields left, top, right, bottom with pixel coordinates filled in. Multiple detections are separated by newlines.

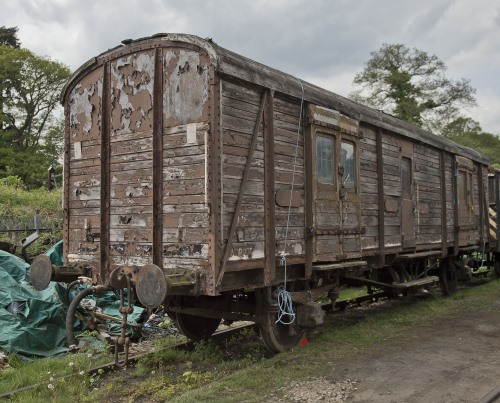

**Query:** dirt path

left=329, top=300, right=500, bottom=402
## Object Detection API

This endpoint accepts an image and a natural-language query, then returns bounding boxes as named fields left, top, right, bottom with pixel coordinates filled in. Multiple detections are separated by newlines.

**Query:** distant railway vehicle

left=30, top=34, right=500, bottom=353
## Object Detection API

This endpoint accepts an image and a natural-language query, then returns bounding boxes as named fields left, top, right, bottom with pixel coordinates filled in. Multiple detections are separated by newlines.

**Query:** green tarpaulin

left=0, top=243, right=145, bottom=358
left=0, top=250, right=67, bottom=357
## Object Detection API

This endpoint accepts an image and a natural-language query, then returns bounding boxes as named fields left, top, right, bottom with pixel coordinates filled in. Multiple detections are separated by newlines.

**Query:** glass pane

left=401, top=158, right=411, bottom=196
left=316, top=136, right=334, bottom=184
left=457, top=171, right=466, bottom=204
left=341, top=141, right=356, bottom=189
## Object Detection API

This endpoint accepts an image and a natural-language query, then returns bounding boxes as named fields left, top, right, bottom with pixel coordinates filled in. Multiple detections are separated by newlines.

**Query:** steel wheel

left=258, top=310, right=305, bottom=353
left=173, top=312, right=221, bottom=341
left=439, top=258, right=458, bottom=296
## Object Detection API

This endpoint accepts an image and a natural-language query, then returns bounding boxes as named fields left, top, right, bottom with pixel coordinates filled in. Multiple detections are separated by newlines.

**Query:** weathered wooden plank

left=222, top=80, right=261, bottom=106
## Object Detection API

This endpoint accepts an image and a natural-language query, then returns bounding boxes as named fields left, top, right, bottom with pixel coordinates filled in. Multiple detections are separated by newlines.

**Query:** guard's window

left=458, top=171, right=466, bottom=205
left=341, top=141, right=356, bottom=189
left=401, top=157, right=412, bottom=196
left=316, top=135, right=334, bottom=184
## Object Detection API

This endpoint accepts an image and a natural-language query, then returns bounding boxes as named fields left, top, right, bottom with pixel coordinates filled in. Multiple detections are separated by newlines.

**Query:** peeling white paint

left=293, top=242, right=303, bottom=255
left=310, top=105, right=359, bottom=133
left=112, top=53, right=154, bottom=134
left=163, top=50, right=208, bottom=124
left=70, top=80, right=101, bottom=136
left=164, top=166, right=186, bottom=180
left=67, top=254, right=97, bottom=262
left=124, top=185, right=145, bottom=197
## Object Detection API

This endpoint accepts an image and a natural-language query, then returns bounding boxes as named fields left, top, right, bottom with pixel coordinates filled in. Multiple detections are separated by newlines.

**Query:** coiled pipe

left=66, top=285, right=111, bottom=349
left=65, top=277, right=93, bottom=305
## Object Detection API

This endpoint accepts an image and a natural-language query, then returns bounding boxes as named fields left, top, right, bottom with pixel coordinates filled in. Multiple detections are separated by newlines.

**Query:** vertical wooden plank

left=264, top=89, right=276, bottom=285
left=100, top=61, right=111, bottom=283
left=153, top=47, right=164, bottom=267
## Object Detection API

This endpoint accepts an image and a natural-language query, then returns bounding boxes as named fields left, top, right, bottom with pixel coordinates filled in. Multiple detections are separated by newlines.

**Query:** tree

left=0, top=43, right=70, bottom=188
left=350, top=44, right=477, bottom=134
left=0, top=26, right=20, bottom=48
left=442, top=117, right=500, bottom=165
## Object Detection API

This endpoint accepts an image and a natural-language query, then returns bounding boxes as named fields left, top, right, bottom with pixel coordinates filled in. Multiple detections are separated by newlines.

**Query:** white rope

left=276, top=78, right=304, bottom=325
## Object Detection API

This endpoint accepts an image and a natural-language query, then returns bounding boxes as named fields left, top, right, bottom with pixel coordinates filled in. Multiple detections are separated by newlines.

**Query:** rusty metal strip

left=452, top=158, right=459, bottom=255
left=210, top=74, right=223, bottom=294
left=304, top=113, right=313, bottom=278
left=63, top=95, right=70, bottom=265
left=263, top=89, right=276, bottom=285
left=100, top=62, right=111, bottom=283
left=152, top=48, right=164, bottom=267
left=440, top=150, right=448, bottom=256
left=376, top=128, right=385, bottom=265
left=216, top=91, right=267, bottom=287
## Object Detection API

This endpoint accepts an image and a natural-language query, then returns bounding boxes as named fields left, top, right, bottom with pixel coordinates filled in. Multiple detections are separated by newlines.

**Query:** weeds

left=3, top=280, right=499, bottom=402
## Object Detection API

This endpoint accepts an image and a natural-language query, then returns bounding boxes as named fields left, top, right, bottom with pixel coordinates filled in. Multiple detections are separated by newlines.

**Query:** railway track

left=0, top=322, right=255, bottom=400
left=0, top=290, right=390, bottom=399
left=0, top=280, right=489, bottom=400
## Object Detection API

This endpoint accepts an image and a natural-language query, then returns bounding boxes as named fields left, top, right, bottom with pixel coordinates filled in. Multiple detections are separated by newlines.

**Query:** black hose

left=66, top=285, right=110, bottom=348
left=65, top=279, right=85, bottom=305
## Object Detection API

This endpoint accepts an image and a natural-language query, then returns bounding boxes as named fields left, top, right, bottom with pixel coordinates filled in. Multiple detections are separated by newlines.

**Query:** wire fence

left=0, top=215, right=63, bottom=244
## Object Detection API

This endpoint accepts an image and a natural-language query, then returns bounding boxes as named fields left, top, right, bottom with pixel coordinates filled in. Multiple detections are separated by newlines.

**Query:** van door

left=307, top=105, right=361, bottom=262
left=400, top=141, right=415, bottom=249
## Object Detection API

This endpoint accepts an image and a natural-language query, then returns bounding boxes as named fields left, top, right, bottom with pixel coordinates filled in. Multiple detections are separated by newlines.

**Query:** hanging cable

left=276, top=78, right=304, bottom=325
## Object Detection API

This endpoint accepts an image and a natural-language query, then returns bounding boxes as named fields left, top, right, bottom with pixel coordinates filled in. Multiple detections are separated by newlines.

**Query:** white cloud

left=1, top=0, right=499, bottom=134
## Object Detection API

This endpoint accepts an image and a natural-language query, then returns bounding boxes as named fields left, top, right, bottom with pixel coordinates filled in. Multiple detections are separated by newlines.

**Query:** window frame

left=315, top=133, right=336, bottom=187
left=340, top=140, right=357, bottom=192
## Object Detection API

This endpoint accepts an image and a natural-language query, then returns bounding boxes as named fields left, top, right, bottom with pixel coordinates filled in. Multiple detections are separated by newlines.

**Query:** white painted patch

left=187, top=122, right=197, bottom=144
left=293, top=242, right=303, bottom=255
left=163, top=50, right=209, bottom=124
left=74, top=142, right=82, bottom=159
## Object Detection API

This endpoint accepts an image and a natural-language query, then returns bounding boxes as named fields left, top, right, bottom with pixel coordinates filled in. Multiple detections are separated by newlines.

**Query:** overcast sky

left=2, top=0, right=499, bottom=134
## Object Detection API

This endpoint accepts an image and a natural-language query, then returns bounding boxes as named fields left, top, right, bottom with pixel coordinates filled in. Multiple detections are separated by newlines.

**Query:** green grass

left=338, top=287, right=369, bottom=300
left=0, top=181, right=63, bottom=256
left=0, top=348, right=112, bottom=402
left=0, top=183, right=62, bottom=218
left=2, top=279, right=499, bottom=402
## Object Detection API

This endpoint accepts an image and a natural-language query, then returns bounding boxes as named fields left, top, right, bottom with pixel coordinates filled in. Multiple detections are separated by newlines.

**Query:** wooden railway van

left=31, top=34, right=490, bottom=352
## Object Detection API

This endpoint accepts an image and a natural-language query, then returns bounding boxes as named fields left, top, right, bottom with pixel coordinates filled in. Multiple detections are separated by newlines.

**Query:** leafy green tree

left=0, top=41, right=70, bottom=188
left=0, top=26, right=20, bottom=48
left=350, top=44, right=477, bottom=134
left=442, top=117, right=500, bottom=165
